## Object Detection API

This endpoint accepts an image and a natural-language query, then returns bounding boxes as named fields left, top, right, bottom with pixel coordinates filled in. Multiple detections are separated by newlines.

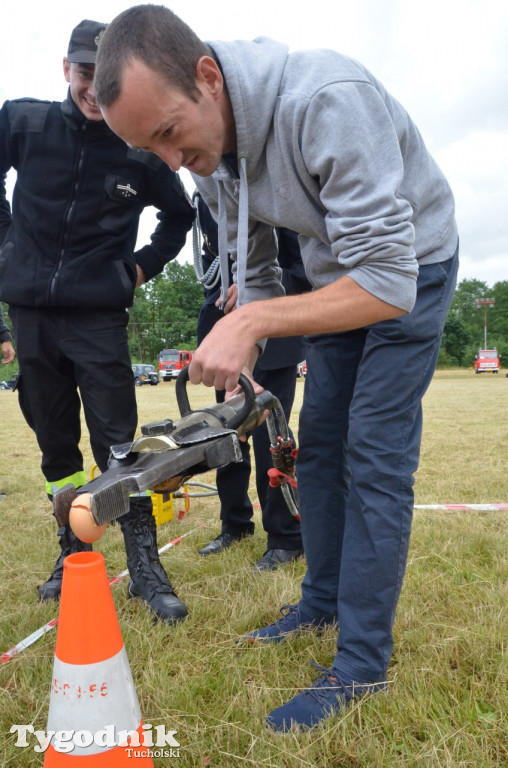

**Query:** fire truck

left=158, top=349, right=193, bottom=381
left=474, top=348, right=500, bottom=374
left=297, top=361, right=307, bottom=378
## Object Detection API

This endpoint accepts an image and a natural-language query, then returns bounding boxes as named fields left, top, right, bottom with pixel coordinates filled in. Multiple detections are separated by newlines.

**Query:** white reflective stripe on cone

left=47, top=646, right=142, bottom=756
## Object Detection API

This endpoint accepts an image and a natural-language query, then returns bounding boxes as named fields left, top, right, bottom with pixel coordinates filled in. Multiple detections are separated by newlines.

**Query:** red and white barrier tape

left=0, top=523, right=209, bottom=666
left=414, top=503, right=508, bottom=511
left=2, top=501, right=505, bottom=665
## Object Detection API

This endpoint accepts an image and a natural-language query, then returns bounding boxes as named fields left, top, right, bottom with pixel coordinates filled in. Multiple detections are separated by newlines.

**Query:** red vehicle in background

left=474, top=348, right=500, bottom=374
left=158, top=349, right=193, bottom=381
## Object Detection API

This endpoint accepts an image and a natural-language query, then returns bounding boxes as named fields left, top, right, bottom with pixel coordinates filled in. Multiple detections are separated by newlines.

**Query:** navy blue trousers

left=296, top=250, right=459, bottom=682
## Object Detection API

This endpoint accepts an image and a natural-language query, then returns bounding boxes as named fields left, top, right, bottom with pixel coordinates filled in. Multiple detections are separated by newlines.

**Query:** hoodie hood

left=209, top=37, right=289, bottom=175
left=199, top=38, right=288, bottom=310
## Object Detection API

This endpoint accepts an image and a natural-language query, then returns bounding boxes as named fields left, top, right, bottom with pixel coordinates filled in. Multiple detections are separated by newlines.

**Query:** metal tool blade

left=79, top=432, right=242, bottom=525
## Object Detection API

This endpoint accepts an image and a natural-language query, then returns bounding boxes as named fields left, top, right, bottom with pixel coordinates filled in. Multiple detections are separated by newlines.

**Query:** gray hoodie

left=193, top=37, right=457, bottom=314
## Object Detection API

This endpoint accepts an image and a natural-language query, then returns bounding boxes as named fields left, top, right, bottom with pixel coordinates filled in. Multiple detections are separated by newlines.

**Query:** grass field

left=0, top=369, right=506, bottom=767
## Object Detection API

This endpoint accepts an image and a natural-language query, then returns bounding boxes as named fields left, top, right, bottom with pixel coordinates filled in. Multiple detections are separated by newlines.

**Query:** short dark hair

left=94, top=4, right=211, bottom=107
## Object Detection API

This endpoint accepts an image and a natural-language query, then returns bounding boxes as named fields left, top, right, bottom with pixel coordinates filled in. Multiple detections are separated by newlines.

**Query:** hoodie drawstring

left=217, top=182, right=230, bottom=310
left=216, top=156, right=249, bottom=310
left=235, top=157, right=249, bottom=308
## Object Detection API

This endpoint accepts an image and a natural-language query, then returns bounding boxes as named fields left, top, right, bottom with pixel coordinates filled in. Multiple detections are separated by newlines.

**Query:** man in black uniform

left=194, top=193, right=308, bottom=570
left=0, top=20, right=194, bottom=623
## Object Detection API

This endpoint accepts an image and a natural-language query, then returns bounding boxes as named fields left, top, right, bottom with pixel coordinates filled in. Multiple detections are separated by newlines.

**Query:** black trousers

left=198, top=301, right=302, bottom=549
left=215, top=363, right=302, bottom=550
left=10, top=306, right=137, bottom=485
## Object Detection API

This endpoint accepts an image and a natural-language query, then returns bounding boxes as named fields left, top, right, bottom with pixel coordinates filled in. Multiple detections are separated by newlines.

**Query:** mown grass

left=0, top=369, right=506, bottom=767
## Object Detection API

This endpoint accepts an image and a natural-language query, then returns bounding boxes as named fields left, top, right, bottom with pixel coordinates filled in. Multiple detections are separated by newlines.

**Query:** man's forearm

left=190, top=276, right=406, bottom=392
left=235, top=276, right=406, bottom=344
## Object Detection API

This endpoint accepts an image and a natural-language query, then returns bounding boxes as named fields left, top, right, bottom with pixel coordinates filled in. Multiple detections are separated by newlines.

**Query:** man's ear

left=63, top=57, right=71, bottom=83
left=195, top=56, right=223, bottom=97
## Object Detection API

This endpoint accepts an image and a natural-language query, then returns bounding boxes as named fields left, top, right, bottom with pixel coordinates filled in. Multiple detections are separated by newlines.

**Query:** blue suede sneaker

left=266, top=663, right=386, bottom=731
left=241, top=604, right=337, bottom=644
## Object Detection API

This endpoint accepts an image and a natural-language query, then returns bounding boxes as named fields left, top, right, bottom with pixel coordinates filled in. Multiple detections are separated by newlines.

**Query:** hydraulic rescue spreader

left=53, top=368, right=299, bottom=537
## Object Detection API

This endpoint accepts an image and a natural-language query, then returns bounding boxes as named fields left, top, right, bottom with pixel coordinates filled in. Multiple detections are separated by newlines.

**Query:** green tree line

left=128, top=260, right=203, bottom=363
left=439, top=279, right=508, bottom=367
left=2, top=272, right=507, bottom=380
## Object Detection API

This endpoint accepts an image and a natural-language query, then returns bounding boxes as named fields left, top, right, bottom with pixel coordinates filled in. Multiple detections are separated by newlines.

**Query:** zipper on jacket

left=49, top=123, right=87, bottom=304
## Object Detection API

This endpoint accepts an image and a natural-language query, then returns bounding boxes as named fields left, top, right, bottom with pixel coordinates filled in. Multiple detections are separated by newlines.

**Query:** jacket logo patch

left=116, top=182, right=138, bottom=199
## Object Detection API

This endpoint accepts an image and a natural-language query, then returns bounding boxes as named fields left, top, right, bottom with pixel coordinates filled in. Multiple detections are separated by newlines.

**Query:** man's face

left=64, top=60, right=103, bottom=121
left=100, top=57, right=235, bottom=176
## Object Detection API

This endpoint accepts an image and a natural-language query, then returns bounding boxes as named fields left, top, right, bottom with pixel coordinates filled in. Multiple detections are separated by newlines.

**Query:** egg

left=69, top=493, right=107, bottom=543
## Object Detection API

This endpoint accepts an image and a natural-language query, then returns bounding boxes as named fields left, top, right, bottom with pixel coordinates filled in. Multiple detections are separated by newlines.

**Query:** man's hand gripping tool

left=53, top=369, right=299, bottom=541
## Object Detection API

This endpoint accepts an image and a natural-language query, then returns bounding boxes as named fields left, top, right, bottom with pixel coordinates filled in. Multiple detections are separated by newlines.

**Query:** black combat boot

left=39, top=524, right=93, bottom=601
left=119, top=503, right=188, bottom=625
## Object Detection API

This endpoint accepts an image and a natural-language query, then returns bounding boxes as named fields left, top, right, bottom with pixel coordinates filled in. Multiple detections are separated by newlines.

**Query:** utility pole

left=475, top=298, right=495, bottom=348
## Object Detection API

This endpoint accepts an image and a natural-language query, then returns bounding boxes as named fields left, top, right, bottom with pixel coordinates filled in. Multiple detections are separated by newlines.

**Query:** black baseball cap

left=67, top=19, right=107, bottom=64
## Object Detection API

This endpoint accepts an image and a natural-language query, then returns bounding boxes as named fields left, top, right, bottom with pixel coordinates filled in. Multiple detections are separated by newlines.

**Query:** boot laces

left=274, top=604, right=324, bottom=633
left=305, top=662, right=352, bottom=706
left=274, top=604, right=301, bottom=630
left=125, top=516, right=175, bottom=595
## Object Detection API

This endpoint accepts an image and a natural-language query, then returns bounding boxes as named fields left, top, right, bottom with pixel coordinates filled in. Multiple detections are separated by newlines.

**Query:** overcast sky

left=1, top=0, right=506, bottom=287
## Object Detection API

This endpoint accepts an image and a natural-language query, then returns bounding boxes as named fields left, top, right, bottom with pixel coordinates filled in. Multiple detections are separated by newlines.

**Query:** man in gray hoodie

left=95, top=5, right=459, bottom=732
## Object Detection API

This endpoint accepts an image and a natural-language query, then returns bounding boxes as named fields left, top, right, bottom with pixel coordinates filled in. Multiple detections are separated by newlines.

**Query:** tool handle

left=176, top=366, right=256, bottom=430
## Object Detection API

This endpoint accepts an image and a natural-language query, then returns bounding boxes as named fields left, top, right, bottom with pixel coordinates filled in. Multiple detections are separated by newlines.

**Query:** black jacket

left=0, top=94, right=194, bottom=309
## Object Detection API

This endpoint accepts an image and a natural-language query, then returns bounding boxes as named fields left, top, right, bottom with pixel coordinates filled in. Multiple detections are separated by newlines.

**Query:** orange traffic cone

left=43, top=551, right=154, bottom=765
